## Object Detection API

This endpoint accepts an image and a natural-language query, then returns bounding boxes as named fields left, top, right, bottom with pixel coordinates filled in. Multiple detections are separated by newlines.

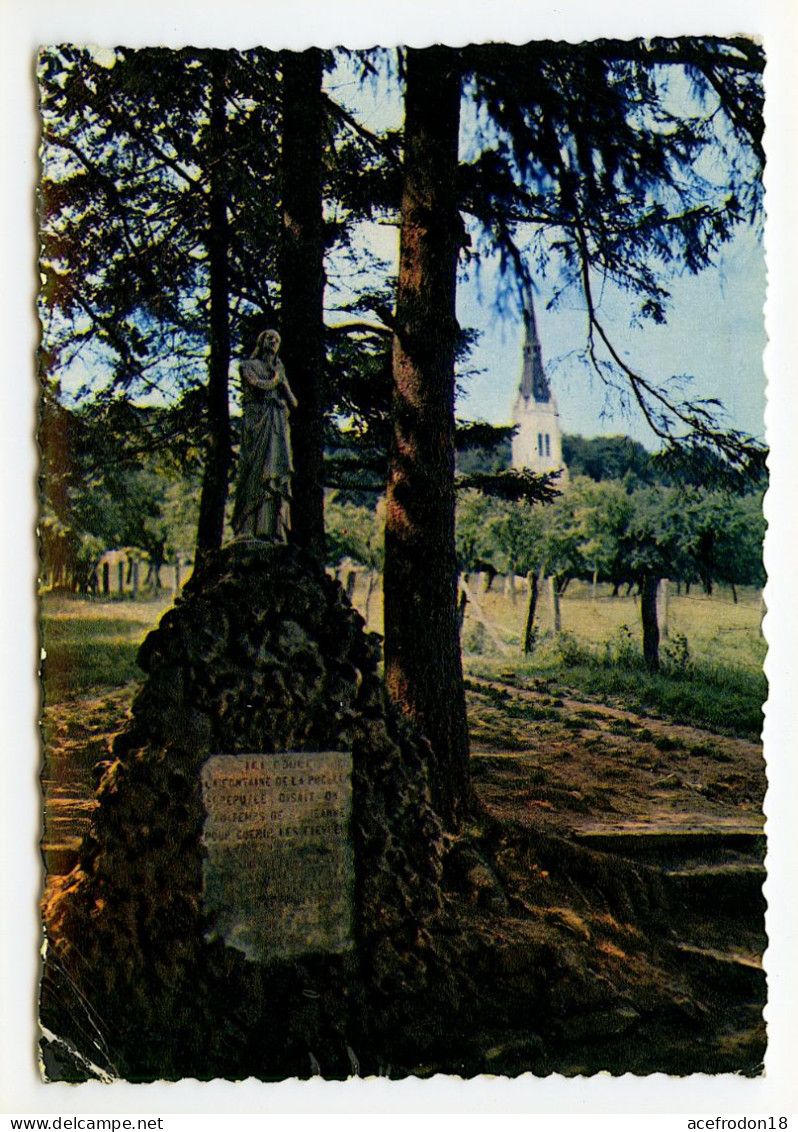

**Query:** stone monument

left=42, top=539, right=444, bottom=1082
left=40, top=338, right=445, bottom=1081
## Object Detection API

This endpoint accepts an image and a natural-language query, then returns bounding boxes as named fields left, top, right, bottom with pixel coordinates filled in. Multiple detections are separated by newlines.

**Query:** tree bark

left=523, top=570, right=539, bottom=653
left=195, top=54, right=232, bottom=562
left=384, top=46, right=470, bottom=830
left=279, top=49, right=326, bottom=559
left=640, top=574, right=660, bottom=672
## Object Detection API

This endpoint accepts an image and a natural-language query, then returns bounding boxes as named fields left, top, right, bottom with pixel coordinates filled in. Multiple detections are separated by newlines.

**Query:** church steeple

left=519, top=292, right=550, bottom=403
left=511, top=289, right=567, bottom=481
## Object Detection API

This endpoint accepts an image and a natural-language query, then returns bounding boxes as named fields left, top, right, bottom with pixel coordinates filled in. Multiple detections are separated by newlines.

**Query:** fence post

left=364, top=570, right=378, bottom=627
left=460, top=576, right=510, bottom=654
left=457, top=584, right=468, bottom=634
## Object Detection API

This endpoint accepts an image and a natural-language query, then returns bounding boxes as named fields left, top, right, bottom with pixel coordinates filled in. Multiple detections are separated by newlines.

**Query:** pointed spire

left=519, top=290, right=550, bottom=403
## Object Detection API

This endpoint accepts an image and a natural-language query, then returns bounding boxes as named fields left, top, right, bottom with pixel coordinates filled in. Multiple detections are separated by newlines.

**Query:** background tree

left=325, top=494, right=385, bottom=565
left=562, top=435, right=654, bottom=488
left=590, top=484, right=766, bottom=669
left=194, top=50, right=233, bottom=560
left=39, top=390, right=201, bottom=591
left=658, top=488, right=766, bottom=599
left=609, top=488, right=683, bottom=670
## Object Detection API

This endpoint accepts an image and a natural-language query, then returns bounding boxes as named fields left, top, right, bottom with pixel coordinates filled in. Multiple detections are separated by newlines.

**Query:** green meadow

left=40, top=576, right=765, bottom=739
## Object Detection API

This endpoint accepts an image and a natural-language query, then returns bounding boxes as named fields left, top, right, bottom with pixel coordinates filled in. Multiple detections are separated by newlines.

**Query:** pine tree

left=383, top=37, right=764, bottom=826
left=384, top=46, right=471, bottom=827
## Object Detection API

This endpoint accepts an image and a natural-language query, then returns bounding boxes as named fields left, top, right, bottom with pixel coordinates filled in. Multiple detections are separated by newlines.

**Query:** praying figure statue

left=232, top=329, right=298, bottom=541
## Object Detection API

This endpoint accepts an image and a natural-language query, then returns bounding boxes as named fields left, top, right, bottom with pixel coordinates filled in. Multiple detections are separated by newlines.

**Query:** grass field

left=39, top=574, right=766, bottom=737
left=455, top=578, right=765, bottom=739
left=40, top=591, right=175, bottom=700
left=457, top=577, right=765, bottom=668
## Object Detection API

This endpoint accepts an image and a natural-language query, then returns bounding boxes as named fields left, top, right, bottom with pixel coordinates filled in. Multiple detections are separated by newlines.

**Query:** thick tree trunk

left=384, top=46, right=470, bottom=830
left=279, top=49, right=326, bottom=560
left=640, top=574, right=660, bottom=672
left=195, top=55, right=232, bottom=562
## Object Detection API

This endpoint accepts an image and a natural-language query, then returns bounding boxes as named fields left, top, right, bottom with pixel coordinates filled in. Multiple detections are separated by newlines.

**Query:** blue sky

left=454, top=224, right=767, bottom=446
left=335, top=200, right=767, bottom=453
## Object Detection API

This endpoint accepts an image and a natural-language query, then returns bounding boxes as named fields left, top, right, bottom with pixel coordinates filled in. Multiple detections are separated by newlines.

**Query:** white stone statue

left=232, top=330, right=298, bottom=541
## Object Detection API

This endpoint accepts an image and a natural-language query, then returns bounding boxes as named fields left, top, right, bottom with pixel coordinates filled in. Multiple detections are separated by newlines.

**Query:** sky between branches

left=326, top=52, right=767, bottom=450
left=50, top=43, right=768, bottom=452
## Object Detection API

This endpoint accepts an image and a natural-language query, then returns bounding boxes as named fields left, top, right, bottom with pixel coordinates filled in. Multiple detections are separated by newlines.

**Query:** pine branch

left=457, top=468, right=562, bottom=505
left=455, top=421, right=517, bottom=451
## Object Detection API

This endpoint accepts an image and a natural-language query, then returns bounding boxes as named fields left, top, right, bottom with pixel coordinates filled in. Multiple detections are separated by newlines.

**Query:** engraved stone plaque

left=201, top=752, right=353, bottom=962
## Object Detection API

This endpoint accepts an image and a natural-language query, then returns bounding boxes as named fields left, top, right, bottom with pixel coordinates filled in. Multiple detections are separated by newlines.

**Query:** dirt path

left=466, top=676, right=765, bottom=839
left=41, top=684, right=138, bottom=874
